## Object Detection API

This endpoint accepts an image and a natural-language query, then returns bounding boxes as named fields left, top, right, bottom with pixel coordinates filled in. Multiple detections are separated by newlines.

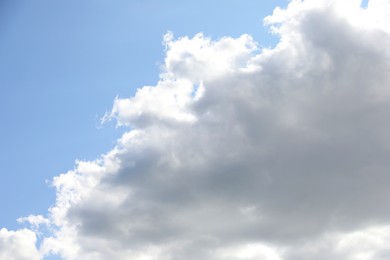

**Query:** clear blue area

left=0, top=0, right=287, bottom=230
left=361, top=0, right=369, bottom=8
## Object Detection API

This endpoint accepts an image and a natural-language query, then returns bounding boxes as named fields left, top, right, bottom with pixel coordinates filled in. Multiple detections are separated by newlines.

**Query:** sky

left=0, top=0, right=286, bottom=230
left=3, top=0, right=390, bottom=259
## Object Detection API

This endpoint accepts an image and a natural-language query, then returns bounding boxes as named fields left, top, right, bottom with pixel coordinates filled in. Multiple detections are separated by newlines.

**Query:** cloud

left=0, top=228, right=40, bottom=260
left=4, top=0, right=390, bottom=259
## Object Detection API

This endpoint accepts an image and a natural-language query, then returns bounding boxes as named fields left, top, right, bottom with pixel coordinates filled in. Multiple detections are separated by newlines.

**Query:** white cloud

left=0, top=228, right=41, bottom=260
left=17, top=215, right=49, bottom=229
left=4, top=0, right=390, bottom=259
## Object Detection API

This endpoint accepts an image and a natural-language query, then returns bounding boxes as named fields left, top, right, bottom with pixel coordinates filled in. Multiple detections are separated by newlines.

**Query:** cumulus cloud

left=4, top=0, right=390, bottom=259
left=0, top=228, right=40, bottom=260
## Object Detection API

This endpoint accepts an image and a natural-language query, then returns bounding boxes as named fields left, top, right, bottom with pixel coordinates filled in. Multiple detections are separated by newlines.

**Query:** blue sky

left=0, top=0, right=286, bottom=231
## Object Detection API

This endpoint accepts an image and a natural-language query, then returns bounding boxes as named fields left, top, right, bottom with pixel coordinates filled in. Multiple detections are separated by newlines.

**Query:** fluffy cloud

left=0, top=228, right=40, bottom=260
left=5, top=0, right=390, bottom=259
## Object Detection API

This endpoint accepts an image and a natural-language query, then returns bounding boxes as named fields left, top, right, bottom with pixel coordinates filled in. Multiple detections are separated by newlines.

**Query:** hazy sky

left=3, top=0, right=390, bottom=259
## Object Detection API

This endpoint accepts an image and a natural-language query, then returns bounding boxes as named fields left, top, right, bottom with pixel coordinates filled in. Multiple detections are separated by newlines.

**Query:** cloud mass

left=6, top=0, right=390, bottom=259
